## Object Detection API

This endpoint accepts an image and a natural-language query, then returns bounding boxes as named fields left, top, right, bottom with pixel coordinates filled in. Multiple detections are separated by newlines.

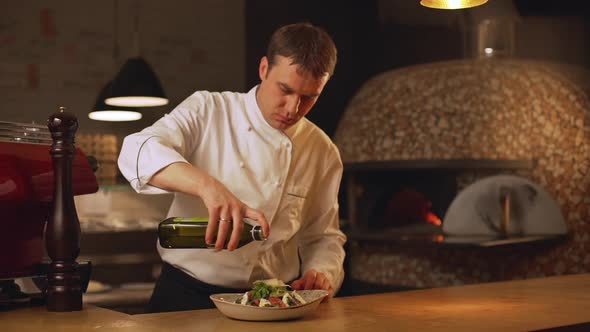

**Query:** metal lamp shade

left=105, top=57, right=169, bottom=107
left=89, top=81, right=143, bottom=122
left=420, top=0, right=488, bottom=9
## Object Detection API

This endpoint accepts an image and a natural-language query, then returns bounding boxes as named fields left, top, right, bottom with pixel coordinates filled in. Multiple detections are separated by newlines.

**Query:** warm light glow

left=105, top=96, right=169, bottom=107
left=484, top=47, right=494, bottom=56
left=425, top=211, right=442, bottom=226
left=432, top=234, right=445, bottom=242
left=88, top=110, right=143, bottom=122
left=420, top=0, right=488, bottom=10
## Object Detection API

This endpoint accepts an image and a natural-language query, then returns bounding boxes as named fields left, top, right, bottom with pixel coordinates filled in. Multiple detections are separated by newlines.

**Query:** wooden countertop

left=0, top=305, right=158, bottom=332
left=2, top=274, right=590, bottom=332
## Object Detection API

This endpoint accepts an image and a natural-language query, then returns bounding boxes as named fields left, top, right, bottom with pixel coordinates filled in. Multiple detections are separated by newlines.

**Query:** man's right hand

left=149, top=162, right=270, bottom=251
left=201, top=176, right=269, bottom=251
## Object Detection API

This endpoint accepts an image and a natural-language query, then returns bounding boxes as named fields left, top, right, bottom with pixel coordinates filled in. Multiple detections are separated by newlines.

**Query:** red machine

left=0, top=119, right=98, bottom=308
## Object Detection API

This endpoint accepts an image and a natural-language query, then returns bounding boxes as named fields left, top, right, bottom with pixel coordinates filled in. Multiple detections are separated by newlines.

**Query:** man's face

left=256, top=55, right=329, bottom=131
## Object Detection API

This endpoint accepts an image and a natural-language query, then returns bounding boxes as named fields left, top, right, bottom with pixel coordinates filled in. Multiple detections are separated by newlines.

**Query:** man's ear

left=259, top=56, right=268, bottom=80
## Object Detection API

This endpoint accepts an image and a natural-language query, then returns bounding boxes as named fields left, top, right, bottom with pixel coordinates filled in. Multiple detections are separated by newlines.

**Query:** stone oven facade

left=334, top=58, right=590, bottom=288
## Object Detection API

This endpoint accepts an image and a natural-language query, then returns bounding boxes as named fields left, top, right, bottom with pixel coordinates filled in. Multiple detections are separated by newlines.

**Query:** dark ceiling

left=514, top=0, right=590, bottom=16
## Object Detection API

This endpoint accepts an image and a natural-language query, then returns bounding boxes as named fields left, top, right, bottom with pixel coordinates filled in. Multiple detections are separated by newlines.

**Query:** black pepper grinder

left=45, top=106, right=83, bottom=311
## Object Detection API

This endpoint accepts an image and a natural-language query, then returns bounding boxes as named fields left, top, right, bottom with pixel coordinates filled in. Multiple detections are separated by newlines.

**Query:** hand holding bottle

left=148, top=162, right=270, bottom=251
left=200, top=175, right=269, bottom=251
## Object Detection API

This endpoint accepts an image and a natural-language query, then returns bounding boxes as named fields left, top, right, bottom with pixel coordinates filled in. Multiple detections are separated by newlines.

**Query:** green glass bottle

left=158, top=217, right=266, bottom=249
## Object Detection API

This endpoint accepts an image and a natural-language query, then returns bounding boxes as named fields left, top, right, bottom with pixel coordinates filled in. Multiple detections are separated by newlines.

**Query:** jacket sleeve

left=298, top=145, right=347, bottom=293
left=117, top=93, right=204, bottom=194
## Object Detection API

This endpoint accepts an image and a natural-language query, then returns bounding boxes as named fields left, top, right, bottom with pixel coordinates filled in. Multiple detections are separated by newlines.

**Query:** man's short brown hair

left=266, top=22, right=337, bottom=79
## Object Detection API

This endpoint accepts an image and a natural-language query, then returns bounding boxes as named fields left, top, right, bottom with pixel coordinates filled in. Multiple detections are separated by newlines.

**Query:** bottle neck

left=251, top=225, right=266, bottom=241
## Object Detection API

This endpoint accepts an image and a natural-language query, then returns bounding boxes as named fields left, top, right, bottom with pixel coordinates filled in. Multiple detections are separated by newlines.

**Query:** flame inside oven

left=382, top=188, right=442, bottom=227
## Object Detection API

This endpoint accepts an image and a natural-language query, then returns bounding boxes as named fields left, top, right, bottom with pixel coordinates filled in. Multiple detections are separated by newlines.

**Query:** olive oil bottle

left=158, top=217, right=266, bottom=249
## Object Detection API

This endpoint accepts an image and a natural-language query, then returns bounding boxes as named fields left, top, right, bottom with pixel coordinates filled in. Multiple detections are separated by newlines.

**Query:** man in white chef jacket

left=118, top=22, right=346, bottom=312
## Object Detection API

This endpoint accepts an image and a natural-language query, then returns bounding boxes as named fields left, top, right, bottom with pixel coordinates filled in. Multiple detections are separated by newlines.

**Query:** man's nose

left=286, top=95, right=300, bottom=118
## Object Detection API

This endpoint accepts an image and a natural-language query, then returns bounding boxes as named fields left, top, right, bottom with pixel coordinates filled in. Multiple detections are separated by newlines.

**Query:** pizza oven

left=334, top=58, right=590, bottom=289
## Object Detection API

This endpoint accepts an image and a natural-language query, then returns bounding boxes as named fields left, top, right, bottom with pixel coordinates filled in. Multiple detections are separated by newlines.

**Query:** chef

left=118, top=22, right=346, bottom=313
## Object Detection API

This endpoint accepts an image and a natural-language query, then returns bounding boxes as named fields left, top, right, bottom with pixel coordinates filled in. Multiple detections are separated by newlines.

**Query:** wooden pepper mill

left=45, top=106, right=83, bottom=311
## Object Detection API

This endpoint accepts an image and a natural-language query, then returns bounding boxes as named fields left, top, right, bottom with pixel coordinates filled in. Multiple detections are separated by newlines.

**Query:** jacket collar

left=245, top=85, right=300, bottom=141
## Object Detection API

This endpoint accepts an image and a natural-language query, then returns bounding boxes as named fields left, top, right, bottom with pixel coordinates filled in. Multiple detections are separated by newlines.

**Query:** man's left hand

left=290, top=269, right=333, bottom=301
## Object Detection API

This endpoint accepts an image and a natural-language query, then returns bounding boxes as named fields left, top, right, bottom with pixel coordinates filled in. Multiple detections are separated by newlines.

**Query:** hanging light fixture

left=104, top=0, right=168, bottom=108
left=104, top=57, right=168, bottom=107
left=89, top=81, right=142, bottom=121
left=420, top=0, right=488, bottom=10
left=89, top=0, right=144, bottom=122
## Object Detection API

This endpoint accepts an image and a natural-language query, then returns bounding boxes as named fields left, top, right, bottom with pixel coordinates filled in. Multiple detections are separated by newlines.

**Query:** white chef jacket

left=118, top=86, right=346, bottom=291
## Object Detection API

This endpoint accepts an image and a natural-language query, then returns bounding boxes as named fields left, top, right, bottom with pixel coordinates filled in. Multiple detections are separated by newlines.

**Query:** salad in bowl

left=234, top=278, right=307, bottom=308
left=210, top=278, right=328, bottom=321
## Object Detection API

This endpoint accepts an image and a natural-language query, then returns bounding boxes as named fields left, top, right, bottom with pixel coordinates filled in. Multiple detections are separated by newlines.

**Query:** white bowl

left=210, top=289, right=328, bottom=321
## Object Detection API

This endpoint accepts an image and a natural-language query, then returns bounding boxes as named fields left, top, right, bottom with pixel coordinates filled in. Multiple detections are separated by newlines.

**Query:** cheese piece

left=240, top=291, right=249, bottom=305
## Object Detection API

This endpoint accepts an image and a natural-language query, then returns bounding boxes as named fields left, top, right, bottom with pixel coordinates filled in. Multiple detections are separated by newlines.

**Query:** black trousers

left=145, top=263, right=247, bottom=313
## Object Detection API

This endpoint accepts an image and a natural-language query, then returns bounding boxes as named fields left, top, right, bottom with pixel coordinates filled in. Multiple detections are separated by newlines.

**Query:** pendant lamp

left=104, top=57, right=168, bottom=107
left=89, top=81, right=142, bottom=121
left=89, top=0, right=144, bottom=122
left=104, top=0, right=168, bottom=108
left=420, top=0, right=488, bottom=10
